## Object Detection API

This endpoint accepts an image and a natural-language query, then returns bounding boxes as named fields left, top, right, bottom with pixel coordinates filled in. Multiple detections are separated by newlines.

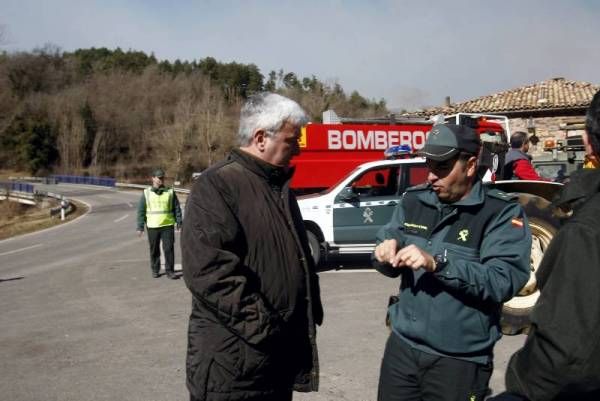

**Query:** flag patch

left=511, top=218, right=524, bottom=228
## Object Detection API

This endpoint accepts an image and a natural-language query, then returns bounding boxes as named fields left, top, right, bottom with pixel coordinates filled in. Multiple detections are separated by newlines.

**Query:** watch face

left=435, top=253, right=447, bottom=264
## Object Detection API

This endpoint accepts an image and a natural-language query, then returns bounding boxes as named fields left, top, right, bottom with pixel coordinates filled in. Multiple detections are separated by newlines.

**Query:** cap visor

left=418, top=146, right=459, bottom=161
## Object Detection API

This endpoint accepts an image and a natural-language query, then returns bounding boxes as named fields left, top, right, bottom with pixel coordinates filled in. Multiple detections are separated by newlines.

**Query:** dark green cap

left=418, top=124, right=481, bottom=161
left=152, top=168, right=165, bottom=178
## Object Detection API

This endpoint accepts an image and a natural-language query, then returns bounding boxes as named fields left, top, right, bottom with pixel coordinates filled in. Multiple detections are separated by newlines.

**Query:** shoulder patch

left=487, top=188, right=518, bottom=202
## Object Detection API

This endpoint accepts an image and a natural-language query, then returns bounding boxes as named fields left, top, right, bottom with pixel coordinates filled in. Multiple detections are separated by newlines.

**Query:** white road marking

left=127, top=202, right=133, bottom=207
left=114, top=214, right=129, bottom=223
left=0, top=243, right=44, bottom=257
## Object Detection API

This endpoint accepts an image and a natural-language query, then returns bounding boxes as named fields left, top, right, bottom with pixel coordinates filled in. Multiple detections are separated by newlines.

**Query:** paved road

left=0, top=184, right=525, bottom=401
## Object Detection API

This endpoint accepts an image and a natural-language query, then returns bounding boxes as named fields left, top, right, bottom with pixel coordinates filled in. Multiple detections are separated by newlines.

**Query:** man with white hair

left=182, top=92, right=323, bottom=401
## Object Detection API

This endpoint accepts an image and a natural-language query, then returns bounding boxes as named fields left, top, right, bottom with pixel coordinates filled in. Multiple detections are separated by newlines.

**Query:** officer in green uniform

left=373, top=124, right=531, bottom=401
left=137, top=168, right=182, bottom=279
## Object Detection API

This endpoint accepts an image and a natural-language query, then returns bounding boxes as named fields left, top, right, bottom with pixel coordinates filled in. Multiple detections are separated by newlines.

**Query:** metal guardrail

left=10, top=175, right=115, bottom=186
left=51, top=175, right=116, bottom=187
left=0, top=180, right=35, bottom=193
left=7, top=176, right=42, bottom=183
left=116, top=182, right=190, bottom=194
left=2, top=177, right=190, bottom=221
left=0, top=190, right=37, bottom=205
left=8, top=176, right=188, bottom=193
left=1, top=184, right=73, bottom=216
left=0, top=175, right=186, bottom=225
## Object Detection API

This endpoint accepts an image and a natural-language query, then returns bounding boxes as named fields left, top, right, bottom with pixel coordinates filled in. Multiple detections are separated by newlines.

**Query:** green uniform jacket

left=375, top=180, right=531, bottom=363
left=136, top=186, right=183, bottom=231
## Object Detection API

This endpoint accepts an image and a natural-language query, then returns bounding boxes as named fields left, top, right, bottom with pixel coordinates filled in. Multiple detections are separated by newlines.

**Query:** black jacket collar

left=555, top=168, right=600, bottom=212
left=230, top=148, right=295, bottom=189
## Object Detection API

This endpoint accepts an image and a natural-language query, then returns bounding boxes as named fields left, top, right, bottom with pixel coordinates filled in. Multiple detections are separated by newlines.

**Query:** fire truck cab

left=291, top=110, right=510, bottom=195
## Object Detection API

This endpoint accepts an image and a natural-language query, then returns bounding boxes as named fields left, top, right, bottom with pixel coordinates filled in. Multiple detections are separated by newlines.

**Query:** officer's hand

left=392, top=244, right=436, bottom=272
left=374, top=239, right=399, bottom=265
left=137, top=230, right=143, bottom=237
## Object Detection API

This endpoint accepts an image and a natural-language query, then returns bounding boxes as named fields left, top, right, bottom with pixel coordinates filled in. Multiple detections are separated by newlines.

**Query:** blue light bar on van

left=384, top=144, right=412, bottom=159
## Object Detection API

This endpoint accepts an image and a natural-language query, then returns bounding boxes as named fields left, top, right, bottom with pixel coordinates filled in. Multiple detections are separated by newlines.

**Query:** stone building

left=411, top=77, right=599, bottom=157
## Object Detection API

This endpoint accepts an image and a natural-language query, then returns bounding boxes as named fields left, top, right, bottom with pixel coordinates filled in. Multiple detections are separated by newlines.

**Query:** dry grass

left=0, top=199, right=88, bottom=241
left=0, top=169, right=29, bottom=180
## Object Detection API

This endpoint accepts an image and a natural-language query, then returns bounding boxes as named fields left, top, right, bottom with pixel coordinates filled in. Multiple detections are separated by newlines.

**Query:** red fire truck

left=291, top=110, right=510, bottom=194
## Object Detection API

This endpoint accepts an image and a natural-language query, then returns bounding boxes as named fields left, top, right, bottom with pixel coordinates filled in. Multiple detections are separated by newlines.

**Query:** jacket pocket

left=238, top=340, right=271, bottom=379
left=190, top=356, right=214, bottom=400
left=209, top=336, right=271, bottom=386
left=206, top=332, right=242, bottom=393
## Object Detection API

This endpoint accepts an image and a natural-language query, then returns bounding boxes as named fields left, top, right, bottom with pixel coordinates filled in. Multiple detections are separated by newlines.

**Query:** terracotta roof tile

left=409, top=78, right=599, bottom=116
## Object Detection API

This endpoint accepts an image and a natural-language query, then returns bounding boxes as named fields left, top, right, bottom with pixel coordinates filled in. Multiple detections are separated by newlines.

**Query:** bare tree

left=56, top=112, right=85, bottom=172
left=196, top=80, right=227, bottom=166
left=152, top=92, right=197, bottom=180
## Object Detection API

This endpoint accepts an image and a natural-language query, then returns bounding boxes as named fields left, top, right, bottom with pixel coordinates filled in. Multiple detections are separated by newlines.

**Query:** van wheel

left=501, top=194, right=559, bottom=335
left=307, top=230, right=322, bottom=267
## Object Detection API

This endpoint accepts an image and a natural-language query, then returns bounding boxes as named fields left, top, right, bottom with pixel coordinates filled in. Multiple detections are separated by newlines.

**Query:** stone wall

left=508, top=115, right=586, bottom=157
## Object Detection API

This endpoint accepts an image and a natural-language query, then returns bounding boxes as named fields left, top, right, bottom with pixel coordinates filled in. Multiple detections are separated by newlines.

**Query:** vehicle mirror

left=336, top=186, right=359, bottom=203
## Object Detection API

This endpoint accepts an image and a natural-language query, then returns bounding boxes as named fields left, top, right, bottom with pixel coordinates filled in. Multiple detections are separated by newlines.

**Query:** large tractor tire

left=501, top=193, right=560, bottom=335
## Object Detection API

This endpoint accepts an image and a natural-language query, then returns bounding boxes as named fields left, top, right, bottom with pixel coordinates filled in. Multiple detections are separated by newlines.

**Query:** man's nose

left=427, top=171, right=438, bottom=182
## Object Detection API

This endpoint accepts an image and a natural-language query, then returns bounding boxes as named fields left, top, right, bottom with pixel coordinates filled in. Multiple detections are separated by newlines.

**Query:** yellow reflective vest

left=144, top=187, right=176, bottom=228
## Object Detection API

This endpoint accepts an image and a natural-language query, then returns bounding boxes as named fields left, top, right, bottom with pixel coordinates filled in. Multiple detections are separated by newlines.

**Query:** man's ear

left=252, top=129, right=268, bottom=151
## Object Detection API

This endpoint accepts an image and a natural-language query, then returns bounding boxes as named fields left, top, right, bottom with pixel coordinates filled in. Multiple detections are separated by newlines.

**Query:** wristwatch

left=433, top=250, right=448, bottom=272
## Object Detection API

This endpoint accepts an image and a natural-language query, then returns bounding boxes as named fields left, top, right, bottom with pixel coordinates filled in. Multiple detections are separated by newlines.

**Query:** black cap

left=152, top=168, right=165, bottom=178
left=418, top=124, right=481, bottom=161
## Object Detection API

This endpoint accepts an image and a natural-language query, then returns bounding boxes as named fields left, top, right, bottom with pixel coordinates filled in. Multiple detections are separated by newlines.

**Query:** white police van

left=298, top=157, right=428, bottom=266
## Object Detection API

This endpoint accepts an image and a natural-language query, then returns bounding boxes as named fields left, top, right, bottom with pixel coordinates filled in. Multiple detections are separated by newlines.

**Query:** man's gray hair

left=238, top=92, right=309, bottom=145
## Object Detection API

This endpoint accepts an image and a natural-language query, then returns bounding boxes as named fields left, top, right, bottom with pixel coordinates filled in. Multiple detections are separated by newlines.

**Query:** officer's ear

left=465, top=156, right=478, bottom=178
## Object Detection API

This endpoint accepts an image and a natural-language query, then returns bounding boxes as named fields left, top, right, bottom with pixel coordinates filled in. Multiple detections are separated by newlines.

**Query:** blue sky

left=1, top=0, right=599, bottom=110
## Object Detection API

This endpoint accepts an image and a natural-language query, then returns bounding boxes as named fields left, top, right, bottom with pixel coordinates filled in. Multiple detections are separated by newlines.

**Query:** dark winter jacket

left=504, top=168, right=600, bottom=400
left=181, top=149, right=323, bottom=401
left=503, top=149, right=544, bottom=181
left=375, top=180, right=531, bottom=364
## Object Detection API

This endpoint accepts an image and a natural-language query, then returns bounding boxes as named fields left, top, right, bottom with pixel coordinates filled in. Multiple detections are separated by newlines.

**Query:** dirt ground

left=0, top=198, right=87, bottom=241
left=0, top=170, right=87, bottom=240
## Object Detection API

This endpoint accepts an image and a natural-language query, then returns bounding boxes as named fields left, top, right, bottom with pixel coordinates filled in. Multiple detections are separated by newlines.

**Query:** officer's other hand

left=392, top=244, right=435, bottom=272
left=137, top=230, right=143, bottom=237
left=374, top=239, right=399, bottom=265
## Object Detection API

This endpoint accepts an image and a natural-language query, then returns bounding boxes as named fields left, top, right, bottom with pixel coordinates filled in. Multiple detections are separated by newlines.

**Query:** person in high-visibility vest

left=136, top=168, right=182, bottom=279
